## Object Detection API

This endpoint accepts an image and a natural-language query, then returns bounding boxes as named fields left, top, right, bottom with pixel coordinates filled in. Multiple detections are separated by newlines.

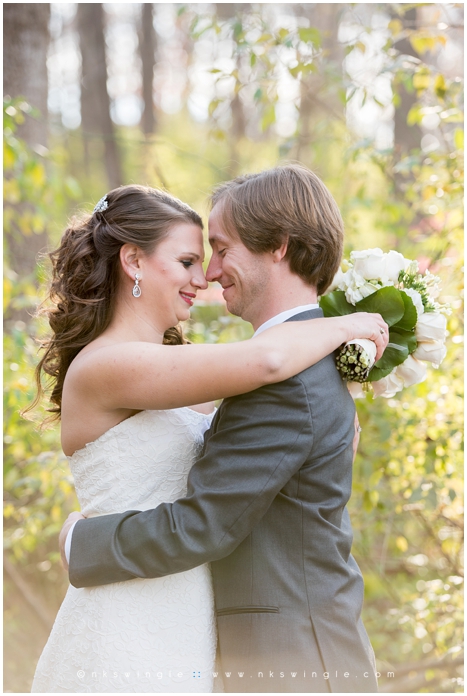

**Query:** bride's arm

left=69, top=312, right=388, bottom=412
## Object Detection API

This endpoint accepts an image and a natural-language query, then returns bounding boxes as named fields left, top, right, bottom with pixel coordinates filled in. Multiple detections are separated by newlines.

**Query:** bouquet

left=320, top=248, right=450, bottom=398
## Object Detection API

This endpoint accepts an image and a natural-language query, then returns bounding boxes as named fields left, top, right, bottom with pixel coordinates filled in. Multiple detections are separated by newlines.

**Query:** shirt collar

left=253, top=304, right=319, bottom=337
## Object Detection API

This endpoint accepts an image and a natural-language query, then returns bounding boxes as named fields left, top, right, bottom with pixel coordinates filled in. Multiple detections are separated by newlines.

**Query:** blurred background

left=3, top=2, right=464, bottom=692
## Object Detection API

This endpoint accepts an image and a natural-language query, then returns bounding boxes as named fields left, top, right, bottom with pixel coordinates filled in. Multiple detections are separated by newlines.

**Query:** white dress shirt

left=253, top=304, right=319, bottom=336
left=65, top=303, right=319, bottom=563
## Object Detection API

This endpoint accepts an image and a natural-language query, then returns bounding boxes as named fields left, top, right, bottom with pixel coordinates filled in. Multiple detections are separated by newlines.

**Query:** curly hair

left=29, top=185, right=203, bottom=422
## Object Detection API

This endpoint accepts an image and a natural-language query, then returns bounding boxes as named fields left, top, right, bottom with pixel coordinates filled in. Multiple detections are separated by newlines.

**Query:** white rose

left=394, top=355, right=427, bottom=387
left=383, top=250, right=411, bottom=283
left=401, top=288, right=424, bottom=318
left=413, top=340, right=447, bottom=368
left=345, top=283, right=377, bottom=305
left=347, top=382, right=365, bottom=399
left=372, top=369, right=404, bottom=398
left=415, top=312, right=447, bottom=342
left=351, top=248, right=411, bottom=285
left=327, top=267, right=346, bottom=293
left=351, top=248, right=386, bottom=282
left=342, top=268, right=379, bottom=305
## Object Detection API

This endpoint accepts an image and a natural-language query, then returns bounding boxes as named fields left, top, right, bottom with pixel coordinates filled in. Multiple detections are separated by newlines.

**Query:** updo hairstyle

left=33, top=185, right=203, bottom=421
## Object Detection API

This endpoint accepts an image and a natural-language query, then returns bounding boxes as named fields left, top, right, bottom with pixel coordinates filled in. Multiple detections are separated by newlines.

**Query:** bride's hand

left=341, top=312, right=389, bottom=361
left=59, top=511, right=86, bottom=571
left=353, top=413, right=362, bottom=462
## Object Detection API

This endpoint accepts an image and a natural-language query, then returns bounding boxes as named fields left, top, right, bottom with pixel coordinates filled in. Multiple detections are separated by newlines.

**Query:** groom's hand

left=60, top=511, right=85, bottom=571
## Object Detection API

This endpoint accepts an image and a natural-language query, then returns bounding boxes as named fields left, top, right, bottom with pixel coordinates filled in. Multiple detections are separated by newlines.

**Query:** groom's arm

left=69, top=377, right=314, bottom=588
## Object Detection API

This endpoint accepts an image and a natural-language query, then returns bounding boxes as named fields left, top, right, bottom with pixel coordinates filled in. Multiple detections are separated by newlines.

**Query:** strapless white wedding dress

left=32, top=408, right=218, bottom=693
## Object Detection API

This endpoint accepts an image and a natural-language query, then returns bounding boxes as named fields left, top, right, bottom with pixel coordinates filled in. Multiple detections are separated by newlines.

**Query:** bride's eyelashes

left=181, top=260, right=194, bottom=268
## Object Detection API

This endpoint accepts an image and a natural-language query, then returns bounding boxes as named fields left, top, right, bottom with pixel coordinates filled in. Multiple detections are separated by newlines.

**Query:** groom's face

left=206, top=204, right=271, bottom=325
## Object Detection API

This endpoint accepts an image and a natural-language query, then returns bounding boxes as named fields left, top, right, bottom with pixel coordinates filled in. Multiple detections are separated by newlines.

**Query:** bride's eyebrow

left=181, top=252, right=201, bottom=259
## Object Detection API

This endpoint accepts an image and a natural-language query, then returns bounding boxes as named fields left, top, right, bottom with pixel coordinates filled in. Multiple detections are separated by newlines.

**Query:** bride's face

left=141, top=222, right=207, bottom=328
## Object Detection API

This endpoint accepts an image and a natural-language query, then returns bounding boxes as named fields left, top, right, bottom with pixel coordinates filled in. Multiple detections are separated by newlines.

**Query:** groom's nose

left=206, top=255, right=222, bottom=283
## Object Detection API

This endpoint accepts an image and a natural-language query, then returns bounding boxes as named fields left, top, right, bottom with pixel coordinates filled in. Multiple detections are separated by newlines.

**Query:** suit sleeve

left=69, top=377, right=313, bottom=588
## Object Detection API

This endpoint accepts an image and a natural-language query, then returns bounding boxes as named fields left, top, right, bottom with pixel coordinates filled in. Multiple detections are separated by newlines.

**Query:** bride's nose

left=192, top=269, right=208, bottom=290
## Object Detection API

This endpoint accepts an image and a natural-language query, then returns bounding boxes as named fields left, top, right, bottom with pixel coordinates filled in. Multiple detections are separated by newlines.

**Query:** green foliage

left=351, top=327, right=463, bottom=691
left=4, top=96, right=82, bottom=249
left=4, top=322, right=77, bottom=563
left=4, top=101, right=80, bottom=567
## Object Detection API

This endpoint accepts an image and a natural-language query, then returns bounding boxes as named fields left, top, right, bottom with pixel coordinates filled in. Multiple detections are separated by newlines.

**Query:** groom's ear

left=119, top=244, right=141, bottom=279
left=271, top=239, right=288, bottom=263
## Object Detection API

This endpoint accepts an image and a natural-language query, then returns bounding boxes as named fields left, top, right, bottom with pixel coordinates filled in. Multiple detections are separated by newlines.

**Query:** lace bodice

left=69, top=408, right=213, bottom=517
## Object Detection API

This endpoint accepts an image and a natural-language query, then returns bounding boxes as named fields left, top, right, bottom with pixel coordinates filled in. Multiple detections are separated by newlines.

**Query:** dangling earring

left=132, top=273, right=142, bottom=298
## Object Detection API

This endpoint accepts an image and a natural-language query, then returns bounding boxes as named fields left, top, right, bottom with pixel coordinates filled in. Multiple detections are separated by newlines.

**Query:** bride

left=31, top=184, right=386, bottom=693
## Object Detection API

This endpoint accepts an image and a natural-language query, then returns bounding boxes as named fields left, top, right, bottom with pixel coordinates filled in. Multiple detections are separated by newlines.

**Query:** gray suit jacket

left=70, top=309, right=377, bottom=693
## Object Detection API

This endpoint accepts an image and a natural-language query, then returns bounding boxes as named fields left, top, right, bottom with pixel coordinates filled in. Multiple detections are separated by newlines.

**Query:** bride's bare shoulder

left=65, top=340, right=165, bottom=386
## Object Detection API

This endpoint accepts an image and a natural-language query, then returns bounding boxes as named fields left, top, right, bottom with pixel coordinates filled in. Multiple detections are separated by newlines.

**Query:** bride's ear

left=120, top=244, right=142, bottom=280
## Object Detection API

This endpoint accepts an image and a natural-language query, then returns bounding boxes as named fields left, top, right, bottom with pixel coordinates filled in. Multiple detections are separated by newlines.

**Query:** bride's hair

left=28, top=184, right=203, bottom=422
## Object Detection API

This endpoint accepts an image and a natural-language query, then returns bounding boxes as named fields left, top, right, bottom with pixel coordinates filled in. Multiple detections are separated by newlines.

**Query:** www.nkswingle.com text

left=75, top=669, right=395, bottom=682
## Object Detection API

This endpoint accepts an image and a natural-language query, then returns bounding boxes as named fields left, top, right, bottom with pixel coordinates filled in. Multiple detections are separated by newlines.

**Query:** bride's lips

left=180, top=291, right=196, bottom=306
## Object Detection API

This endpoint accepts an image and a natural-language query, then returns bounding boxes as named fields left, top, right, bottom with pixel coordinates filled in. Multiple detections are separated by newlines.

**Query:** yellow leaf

left=413, top=72, right=431, bottom=91
left=434, top=74, right=447, bottom=98
left=3, top=143, right=16, bottom=169
left=4, top=503, right=15, bottom=519
left=30, top=162, right=46, bottom=187
left=410, top=34, right=437, bottom=55
left=31, top=214, right=45, bottom=234
left=388, top=19, right=403, bottom=36
left=18, top=213, right=33, bottom=236
left=454, top=129, right=463, bottom=151
left=423, top=186, right=437, bottom=200
left=396, top=536, right=408, bottom=552
left=3, top=277, right=13, bottom=309
left=3, top=179, right=21, bottom=204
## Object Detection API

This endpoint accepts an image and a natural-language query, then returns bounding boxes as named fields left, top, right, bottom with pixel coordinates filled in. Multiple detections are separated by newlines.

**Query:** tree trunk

left=295, top=3, right=345, bottom=164
left=392, top=8, right=422, bottom=155
left=391, top=7, right=422, bottom=213
left=139, top=3, right=157, bottom=136
left=3, top=3, right=50, bottom=148
left=77, top=3, right=122, bottom=190
left=215, top=3, right=248, bottom=176
left=3, top=3, right=50, bottom=285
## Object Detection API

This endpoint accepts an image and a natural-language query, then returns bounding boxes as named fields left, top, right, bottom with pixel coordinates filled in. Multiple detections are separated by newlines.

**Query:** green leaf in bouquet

left=374, top=341, right=408, bottom=370
left=367, top=329, right=416, bottom=381
left=390, top=328, right=418, bottom=355
left=392, top=292, right=417, bottom=332
left=366, top=364, right=394, bottom=382
left=319, top=290, right=354, bottom=317
left=355, top=286, right=405, bottom=327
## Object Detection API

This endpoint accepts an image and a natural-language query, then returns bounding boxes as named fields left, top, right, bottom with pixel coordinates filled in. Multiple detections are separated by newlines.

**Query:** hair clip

left=94, top=195, right=109, bottom=213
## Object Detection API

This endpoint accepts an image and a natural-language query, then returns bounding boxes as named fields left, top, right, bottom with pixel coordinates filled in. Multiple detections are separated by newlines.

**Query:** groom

left=63, top=165, right=380, bottom=693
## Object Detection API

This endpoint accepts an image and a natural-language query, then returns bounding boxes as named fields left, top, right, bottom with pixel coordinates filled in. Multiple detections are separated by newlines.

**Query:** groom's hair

left=211, top=164, right=343, bottom=295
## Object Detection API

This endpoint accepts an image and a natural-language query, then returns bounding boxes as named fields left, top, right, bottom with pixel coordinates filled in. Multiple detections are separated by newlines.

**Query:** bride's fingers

left=352, top=414, right=361, bottom=461
left=374, top=333, right=387, bottom=361
left=373, top=320, right=389, bottom=361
